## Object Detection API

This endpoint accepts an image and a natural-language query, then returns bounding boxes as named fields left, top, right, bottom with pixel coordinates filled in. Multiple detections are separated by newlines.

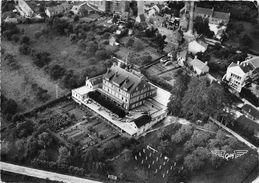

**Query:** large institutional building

left=72, top=63, right=170, bottom=136
left=102, top=65, right=157, bottom=110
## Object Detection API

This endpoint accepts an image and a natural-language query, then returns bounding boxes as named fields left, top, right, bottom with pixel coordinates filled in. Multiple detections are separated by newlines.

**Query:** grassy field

left=18, top=23, right=107, bottom=75
left=2, top=40, right=67, bottom=112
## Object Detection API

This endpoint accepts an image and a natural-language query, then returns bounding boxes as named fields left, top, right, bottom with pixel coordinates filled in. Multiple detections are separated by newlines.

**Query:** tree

left=184, top=130, right=211, bottom=152
left=15, top=120, right=34, bottom=138
left=19, top=44, right=31, bottom=55
left=239, top=34, right=252, bottom=47
left=171, top=125, right=194, bottom=144
left=20, top=36, right=30, bottom=45
left=125, top=38, right=134, bottom=48
left=1, top=95, right=18, bottom=120
left=194, top=16, right=214, bottom=38
left=184, top=147, right=210, bottom=171
left=57, top=146, right=70, bottom=164
left=95, top=49, right=109, bottom=61
left=33, top=52, right=51, bottom=68
left=82, top=147, right=99, bottom=170
left=85, top=41, right=98, bottom=57
left=168, top=72, right=190, bottom=116
left=11, top=34, right=19, bottom=42
left=181, top=78, right=231, bottom=121
left=49, top=64, right=66, bottom=80
left=133, top=39, right=144, bottom=51
left=38, top=132, right=53, bottom=149
left=50, top=17, right=71, bottom=35
left=38, top=149, right=49, bottom=161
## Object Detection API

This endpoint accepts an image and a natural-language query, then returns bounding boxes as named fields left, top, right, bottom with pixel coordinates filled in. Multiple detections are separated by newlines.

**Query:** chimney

left=194, top=55, right=197, bottom=59
left=204, top=61, right=208, bottom=65
left=86, top=76, right=89, bottom=81
left=237, top=61, right=240, bottom=65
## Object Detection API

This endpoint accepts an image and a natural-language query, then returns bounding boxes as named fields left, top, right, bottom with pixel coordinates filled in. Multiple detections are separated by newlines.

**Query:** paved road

left=0, top=162, right=103, bottom=183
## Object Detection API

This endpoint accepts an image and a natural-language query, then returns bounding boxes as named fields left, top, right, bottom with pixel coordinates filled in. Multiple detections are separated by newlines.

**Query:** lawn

left=2, top=40, right=67, bottom=113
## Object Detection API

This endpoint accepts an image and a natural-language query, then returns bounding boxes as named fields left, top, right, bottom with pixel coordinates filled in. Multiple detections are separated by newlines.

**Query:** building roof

left=88, top=75, right=103, bottom=86
left=236, top=115, right=259, bottom=132
left=104, top=65, right=149, bottom=94
left=72, top=86, right=92, bottom=95
left=246, top=57, right=259, bottom=69
left=228, top=62, right=238, bottom=68
left=178, top=50, right=187, bottom=58
left=242, top=104, right=259, bottom=119
left=189, top=58, right=209, bottom=71
left=213, top=11, right=230, bottom=20
left=240, top=62, right=254, bottom=73
left=195, top=7, right=213, bottom=16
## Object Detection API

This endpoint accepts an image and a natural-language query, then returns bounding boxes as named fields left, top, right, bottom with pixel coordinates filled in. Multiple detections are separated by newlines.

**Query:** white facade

left=188, top=40, right=208, bottom=54
left=223, top=63, right=248, bottom=92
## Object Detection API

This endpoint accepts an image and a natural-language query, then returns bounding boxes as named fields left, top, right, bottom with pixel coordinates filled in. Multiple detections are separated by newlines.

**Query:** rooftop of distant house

left=228, top=61, right=255, bottom=74
left=88, top=75, right=103, bottom=86
left=242, top=104, right=259, bottom=119
left=195, top=6, right=230, bottom=20
left=188, top=57, right=209, bottom=70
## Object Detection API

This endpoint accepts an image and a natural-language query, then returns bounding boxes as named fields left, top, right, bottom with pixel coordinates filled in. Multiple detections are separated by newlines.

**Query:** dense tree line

left=1, top=95, right=18, bottom=121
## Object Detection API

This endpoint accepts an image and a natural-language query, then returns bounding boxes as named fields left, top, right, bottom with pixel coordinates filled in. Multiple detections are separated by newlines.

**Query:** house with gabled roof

left=194, top=6, right=230, bottom=26
left=223, top=57, right=259, bottom=92
left=188, top=39, right=208, bottom=54
left=187, top=56, right=209, bottom=75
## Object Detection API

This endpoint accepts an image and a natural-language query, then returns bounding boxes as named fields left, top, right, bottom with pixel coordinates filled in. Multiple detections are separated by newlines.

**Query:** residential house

left=101, top=64, right=157, bottom=110
left=223, top=58, right=258, bottom=92
left=89, top=1, right=129, bottom=13
left=188, top=57, right=209, bottom=75
left=188, top=39, right=208, bottom=54
left=45, top=2, right=72, bottom=17
left=236, top=115, right=259, bottom=139
left=15, top=0, right=34, bottom=17
left=194, top=6, right=230, bottom=26
left=242, top=104, right=259, bottom=121
left=109, top=35, right=119, bottom=46
left=85, top=75, right=103, bottom=90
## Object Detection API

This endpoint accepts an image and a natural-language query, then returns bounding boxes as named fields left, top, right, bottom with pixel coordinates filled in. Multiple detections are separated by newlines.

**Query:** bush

left=49, top=65, right=66, bottom=80
left=133, top=39, right=144, bottom=51
left=239, top=34, right=252, bottom=47
left=33, top=52, right=51, bottom=68
left=19, top=44, right=31, bottom=55
left=11, top=34, right=19, bottom=42
left=125, top=38, right=134, bottom=48
left=85, top=41, right=98, bottom=57
left=95, top=49, right=109, bottom=61
left=102, top=32, right=110, bottom=39
left=20, top=35, right=30, bottom=45
left=34, top=31, right=42, bottom=39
